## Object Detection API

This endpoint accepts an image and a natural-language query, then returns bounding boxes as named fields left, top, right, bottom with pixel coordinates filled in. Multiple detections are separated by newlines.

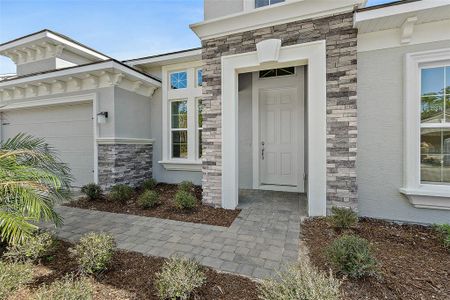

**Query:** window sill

left=158, top=160, right=202, bottom=172
left=400, top=186, right=450, bottom=210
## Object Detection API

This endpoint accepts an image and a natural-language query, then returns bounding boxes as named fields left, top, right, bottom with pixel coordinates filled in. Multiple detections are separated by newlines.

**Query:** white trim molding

left=96, top=138, right=154, bottom=145
left=158, top=161, right=202, bottom=172
left=401, top=48, right=450, bottom=210
left=221, top=40, right=327, bottom=215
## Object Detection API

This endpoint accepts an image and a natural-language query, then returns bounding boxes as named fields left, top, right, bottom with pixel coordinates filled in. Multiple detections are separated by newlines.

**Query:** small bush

left=434, top=224, right=450, bottom=250
left=326, top=234, right=377, bottom=278
left=81, top=183, right=103, bottom=201
left=142, top=178, right=158, bottom=190
left=259, top=260, right=341, bottom=300
left=330, top=207, right=358, bottom=229
left=138, top=190, right=159, bottom=209
left=4, top=231, right=55, bottom=263
left=109, top=184, right=133, bottom=203
left=34, top=274, right=93, bottom=300
left=69, top=232, right=116, bottom=274
left=174, top=190, right=197, bottom=210
left=0, top=261, right=33, bottom=299
left=179, top=181, right=194, bottom=193
left=155, top=256, right=206, bottom=300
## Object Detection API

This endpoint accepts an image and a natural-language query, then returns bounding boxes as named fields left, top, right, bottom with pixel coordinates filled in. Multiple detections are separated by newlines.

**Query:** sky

left=0, top=0, right=395, bottom=74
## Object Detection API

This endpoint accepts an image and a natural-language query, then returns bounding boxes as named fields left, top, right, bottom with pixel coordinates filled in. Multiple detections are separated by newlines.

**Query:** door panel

left=1, top=103, right=94, bottom=187
left=260, top=87, right=299, bottom=187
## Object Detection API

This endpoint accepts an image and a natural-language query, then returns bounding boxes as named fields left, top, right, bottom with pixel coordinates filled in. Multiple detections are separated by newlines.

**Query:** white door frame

left=221, top=40, right=327, bottom=216
left=0, top=93, right=99, bottom=185
left=251, top=68, right=305, bottom=193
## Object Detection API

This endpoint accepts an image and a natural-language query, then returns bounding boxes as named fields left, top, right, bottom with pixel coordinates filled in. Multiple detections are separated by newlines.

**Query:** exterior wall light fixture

left=97, top=111, right=108, bottom=124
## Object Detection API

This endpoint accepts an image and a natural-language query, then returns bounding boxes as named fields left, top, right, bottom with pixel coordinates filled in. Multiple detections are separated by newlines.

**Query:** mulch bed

left=302, top=217, right=450, bottom=300
left=12, top=240, right=259, bottom=300
left=65, top=183, right=240, bottom=227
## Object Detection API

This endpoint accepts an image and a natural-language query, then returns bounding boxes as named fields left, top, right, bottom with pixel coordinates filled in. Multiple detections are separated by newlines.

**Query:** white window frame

left=400, top=48, right=450, bottom=210
left=160, top=61, right=203, bottom=171
left=255, top=0, right=285, bottom=9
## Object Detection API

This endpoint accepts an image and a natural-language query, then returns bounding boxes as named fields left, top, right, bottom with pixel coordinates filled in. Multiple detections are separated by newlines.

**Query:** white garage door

left=0, top=102, right=94, bottom=187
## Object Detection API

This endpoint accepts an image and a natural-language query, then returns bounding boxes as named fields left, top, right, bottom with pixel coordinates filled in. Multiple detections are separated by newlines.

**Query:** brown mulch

left=302, top=217, right=450, bottom=300
left=12, top=241, right=259, bottom=300
left=65, top=183, right=240, bottom=227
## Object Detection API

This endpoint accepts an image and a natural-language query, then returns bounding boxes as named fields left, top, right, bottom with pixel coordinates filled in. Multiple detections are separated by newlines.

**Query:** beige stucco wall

left=357, top=40, right=450, bottom=224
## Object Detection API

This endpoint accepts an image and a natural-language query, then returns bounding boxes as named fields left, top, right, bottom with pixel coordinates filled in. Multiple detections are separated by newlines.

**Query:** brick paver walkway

left=46, top=190, right=306, bottom=279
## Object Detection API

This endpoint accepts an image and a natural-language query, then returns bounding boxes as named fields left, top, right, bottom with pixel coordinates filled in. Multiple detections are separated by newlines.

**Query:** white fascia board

left=0, top=30, right=109, bottom=61
left=126, top=49, right=202, bottom=67
left=190, top=0, right=364, bottom=40
left=354, top=1, right=450, bottom=31
left=0, top=61, right=161, bottom=88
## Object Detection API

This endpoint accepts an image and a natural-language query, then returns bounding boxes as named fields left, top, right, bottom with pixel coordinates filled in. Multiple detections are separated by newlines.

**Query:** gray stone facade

left=98, top=143, right=153, bottom=190
left=201, top=12, right=358, bottom=211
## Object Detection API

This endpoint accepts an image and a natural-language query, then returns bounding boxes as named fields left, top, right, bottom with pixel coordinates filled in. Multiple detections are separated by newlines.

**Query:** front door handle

left=261, top=141, right=265, bottom=160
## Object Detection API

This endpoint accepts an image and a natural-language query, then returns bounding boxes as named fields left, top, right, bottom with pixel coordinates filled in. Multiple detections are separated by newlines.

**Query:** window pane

left=172, top=131, right=188, bottom=158
left=271, top=0, right=285, bottom=5
left=255, top=0, right=270, bottom=8
left=199, top=129, right=203, bottom=158
left=446, top=67, right=450, bottom=95
left=421, top=95, right=444, bottom=123
left=171, top=101, right=187, bottom=129
left=276, top=67, right=295, bottom=76
left=259, top=69, right=276, bottom=78
left=421, top=67, right=444, bottom=96
left=197, top=69, right=203, bottom=87
left=198, top=100, right=204, bottom=128
left=170, top=71, right=187, bottom=89
left=421, top=128, right=450, bottom=183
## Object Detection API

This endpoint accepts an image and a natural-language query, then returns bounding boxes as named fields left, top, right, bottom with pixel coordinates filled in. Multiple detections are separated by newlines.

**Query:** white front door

left=259, top=87, right=300, bottom=188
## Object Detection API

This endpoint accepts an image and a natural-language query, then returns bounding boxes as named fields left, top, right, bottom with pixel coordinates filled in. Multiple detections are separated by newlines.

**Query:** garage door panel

left=1, top=102, right=94, bottom=187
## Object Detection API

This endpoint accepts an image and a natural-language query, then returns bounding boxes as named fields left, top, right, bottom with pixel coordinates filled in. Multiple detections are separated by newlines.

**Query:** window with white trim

left=197, top=98, right=204, bottom=158
left=420, top=65, right=450, bottom=184
left=170, top=100, right=188, bottom=158
left=255, top=0, right=284, bottom=8
left=161, top=63, right=203, bottom=169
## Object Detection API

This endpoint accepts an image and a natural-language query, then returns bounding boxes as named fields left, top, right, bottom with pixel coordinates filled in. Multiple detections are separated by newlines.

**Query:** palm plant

left=0, top=133, right=72, bottom=245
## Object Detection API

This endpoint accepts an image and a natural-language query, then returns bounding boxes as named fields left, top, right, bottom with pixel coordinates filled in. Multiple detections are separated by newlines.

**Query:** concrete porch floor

left=44, top=189, right=305, bottom=279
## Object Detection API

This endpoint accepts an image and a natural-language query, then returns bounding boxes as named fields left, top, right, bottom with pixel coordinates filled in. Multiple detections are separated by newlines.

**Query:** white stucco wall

left=204, top=0, right=243, bottom=20
left=357, top=40, right=450, bottom=224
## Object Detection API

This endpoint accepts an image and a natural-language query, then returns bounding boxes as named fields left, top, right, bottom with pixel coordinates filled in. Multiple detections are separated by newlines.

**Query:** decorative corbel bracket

left=256, top=39, right=282, bottom=64
left=400, top=16, right=418, bottom=44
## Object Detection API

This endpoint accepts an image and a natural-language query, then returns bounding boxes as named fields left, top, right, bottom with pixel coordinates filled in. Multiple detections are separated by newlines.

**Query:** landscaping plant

left=155, top=256, right=206, bottom=300
left=142, top=178, right=158, bottom=190
left=34, top=274, right=93, bottom=300
left=326, top=234, right=377, bottom=278
left=0, top=133, right=72, bottom=245
left=330, top=206, right=358, bottom=230
left=138, top=190, right=159, bottom=209
left=179, top=181, right=194, bottom=193
left=69, top=232, right=116, bottom=274
left=81, top=183, right=103, bottom=201
left=0, top=261, right=33, bottom=300
left=4, top=231, right=55, bottom=263
left=109, top=184, right=134, bottom=203
left=258, top=260, right=341, bottom=300
left=174, top=190, right=197, bottom=210
left=434, top=223, right=450, bottom=250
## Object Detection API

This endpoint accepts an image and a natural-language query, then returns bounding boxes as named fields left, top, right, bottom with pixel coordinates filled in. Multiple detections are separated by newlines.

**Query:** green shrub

left=34, top=274, right=93, bottom=300
left=330, top=207, right=358, bottom=229
left=174, top=190, right=197, bottom=210
left=326, top=234, right=377, bottom=278
left=0, top=261, right=33, bottom=299
left=4, top=231, right=55, bottom=263
left=109, top=184, right=133, bottom=203
left=155, top=256, right=206, bottom=300
left=142, top=178, right=158, bottom=190
left=138, top=190, right=159, bottom=209
left=434, top=224, right=450, bottom=250
left=69, top=232, right=116, bottom=274
left=259, top=260, right=341, bottom=300
left=81, top=183, right=103, bottom=201
left=179, top=181, right=194, bottom=193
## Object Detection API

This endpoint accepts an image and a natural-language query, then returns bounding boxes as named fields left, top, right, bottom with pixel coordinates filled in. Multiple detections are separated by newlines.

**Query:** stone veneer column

left=201, top=12, right=358, bottom=211
left=97, top=143, right=153, bottom=190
